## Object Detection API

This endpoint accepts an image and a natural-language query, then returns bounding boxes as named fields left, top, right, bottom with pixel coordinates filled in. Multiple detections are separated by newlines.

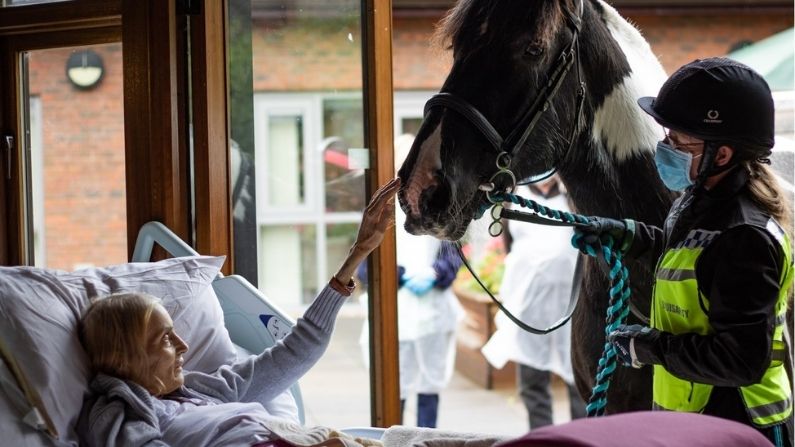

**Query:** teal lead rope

left=487, top=192, right=633, bottom=417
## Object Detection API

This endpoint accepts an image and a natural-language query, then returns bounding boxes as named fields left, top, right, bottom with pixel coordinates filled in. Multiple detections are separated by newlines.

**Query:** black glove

left=571, top=216, right=635, bottom=254
left=607, top=324, right=661, bottom=368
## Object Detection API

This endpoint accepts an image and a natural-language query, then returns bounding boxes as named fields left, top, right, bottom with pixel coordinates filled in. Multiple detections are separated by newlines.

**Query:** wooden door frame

left=0, top=0, right=120, bottom=35
left=121, top=0, right=193, bottom=262
left=362, top=0, right=401, bottom=428
left=189, top=0, right=234, bottom=267
left=192, top=0, right=403, bottom=426
left=122, top=0, right=235, bottom=271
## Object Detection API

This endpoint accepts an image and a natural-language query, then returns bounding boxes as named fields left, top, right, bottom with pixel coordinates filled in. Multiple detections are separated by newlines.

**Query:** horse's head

left=398, top=0, right=587, bottom=239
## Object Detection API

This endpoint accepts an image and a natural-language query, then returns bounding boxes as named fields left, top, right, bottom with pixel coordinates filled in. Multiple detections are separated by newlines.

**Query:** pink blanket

left=496, top=411, right=773, bottom=447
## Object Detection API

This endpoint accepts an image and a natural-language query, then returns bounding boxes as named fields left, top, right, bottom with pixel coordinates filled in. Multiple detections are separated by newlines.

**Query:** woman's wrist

left=335, top=245, right=368, bottom=280
left=329, top=275, right=356, bottom=296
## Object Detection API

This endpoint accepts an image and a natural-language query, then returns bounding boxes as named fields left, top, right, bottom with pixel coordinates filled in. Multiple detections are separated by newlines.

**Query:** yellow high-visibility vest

left=651, top=219, right=793, bottom=428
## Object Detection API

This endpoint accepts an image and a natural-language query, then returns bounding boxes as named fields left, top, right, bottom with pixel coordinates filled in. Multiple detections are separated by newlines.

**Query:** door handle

left=2, top=134, right=13, bottom=180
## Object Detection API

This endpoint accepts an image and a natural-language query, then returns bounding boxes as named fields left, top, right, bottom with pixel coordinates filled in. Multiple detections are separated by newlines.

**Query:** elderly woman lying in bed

left=77, top=179, right=400, bottom=447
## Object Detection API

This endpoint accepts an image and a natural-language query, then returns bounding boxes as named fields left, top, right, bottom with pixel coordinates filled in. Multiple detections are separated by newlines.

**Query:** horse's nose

left=397, top=172, right=433, bottom=219
left=399, top=173, right=454, bottom=237
left=397, top=189, right=426, bottom=234
left=401, top=214, right=425, bottom=235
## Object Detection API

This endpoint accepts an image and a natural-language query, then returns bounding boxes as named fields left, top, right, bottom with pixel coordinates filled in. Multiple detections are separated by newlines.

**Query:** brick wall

left=629, top=12, right=792, bottom=73
left=251, top=13, right=791, bottom=91
left=392, top=17, right=451, bottom=90
left=251, top=17, right=364, bottom=91
left=250, top=17, right=451, bottom=91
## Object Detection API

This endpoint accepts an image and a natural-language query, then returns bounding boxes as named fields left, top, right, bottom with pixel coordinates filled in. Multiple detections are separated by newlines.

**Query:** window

left=254, top=91, right=433, bottom=307
left=394, top=91, right=435, bottom=137
left=254, top=93, right=366, bottom=306
left=254, top=95, right=315, bottom=215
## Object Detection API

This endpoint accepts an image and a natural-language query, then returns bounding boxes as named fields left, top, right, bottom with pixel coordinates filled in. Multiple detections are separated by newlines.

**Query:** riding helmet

left=638, top=57, right=774, bottom=159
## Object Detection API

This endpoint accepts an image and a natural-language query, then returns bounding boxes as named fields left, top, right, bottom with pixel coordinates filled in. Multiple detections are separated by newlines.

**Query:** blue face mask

left=654, top=141, right=701, bottom=191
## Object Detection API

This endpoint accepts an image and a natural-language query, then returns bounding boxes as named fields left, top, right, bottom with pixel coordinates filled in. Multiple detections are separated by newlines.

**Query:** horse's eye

left=525, top=44, right=544, bottom=57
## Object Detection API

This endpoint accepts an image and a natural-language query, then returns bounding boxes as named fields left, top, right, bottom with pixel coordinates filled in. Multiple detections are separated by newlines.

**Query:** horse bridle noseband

left=423, top=0, right=586, bottom=200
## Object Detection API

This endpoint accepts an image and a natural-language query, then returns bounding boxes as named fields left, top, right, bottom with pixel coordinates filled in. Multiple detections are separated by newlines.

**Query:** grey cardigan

left=77, top=286, right=347, bottom=447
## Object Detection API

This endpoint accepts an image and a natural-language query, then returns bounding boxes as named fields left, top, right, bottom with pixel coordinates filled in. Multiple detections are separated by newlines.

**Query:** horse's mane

left=432, top=0, right=567, bottom=53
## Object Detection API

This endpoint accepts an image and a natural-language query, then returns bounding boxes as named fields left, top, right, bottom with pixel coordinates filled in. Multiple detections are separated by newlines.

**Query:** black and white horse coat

left=398, top=0, right=677, bottom=413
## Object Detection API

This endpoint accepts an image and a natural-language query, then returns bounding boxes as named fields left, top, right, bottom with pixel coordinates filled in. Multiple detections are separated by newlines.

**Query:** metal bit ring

left=488, top=219, right=504, bottom=237
left=485, top=169, right=517, bottom=203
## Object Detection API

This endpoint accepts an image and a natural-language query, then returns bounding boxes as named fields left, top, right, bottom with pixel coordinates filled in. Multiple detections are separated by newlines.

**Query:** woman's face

left=665, top=129, right=704, bottom=180
left=144, top=304, right=189, bottom=396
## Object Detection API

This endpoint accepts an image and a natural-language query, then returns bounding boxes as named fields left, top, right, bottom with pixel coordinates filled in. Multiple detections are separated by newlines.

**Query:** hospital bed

left=0, top=221, right=383, bottom=446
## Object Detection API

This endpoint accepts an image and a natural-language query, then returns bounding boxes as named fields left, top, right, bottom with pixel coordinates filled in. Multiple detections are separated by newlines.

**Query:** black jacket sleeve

left=625, top=220, right=666, bottom=263
left=432, top=241, right=463, bottom=289
left=637, top=225, right=785, bottom=386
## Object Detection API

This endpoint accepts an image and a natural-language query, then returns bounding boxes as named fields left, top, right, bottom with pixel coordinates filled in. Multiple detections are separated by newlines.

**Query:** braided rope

left=491, top=192, right=632, bottom=417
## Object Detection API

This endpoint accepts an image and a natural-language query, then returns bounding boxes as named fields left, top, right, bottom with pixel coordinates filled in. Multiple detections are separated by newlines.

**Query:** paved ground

left=298, top=310, right=573, bottom=438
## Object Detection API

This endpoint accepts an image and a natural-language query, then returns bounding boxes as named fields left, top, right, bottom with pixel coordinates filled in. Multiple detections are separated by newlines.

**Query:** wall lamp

left=65, top=49, right=104, bottom=90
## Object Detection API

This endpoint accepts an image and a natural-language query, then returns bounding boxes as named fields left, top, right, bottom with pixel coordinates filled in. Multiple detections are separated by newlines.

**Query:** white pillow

left=0, top=255, right=236, bottom=446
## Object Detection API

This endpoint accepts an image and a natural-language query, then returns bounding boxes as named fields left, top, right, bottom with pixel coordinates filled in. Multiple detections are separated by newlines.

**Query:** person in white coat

left=358, top=134, right=464, bottom=428
left=395, top=207, right=463, bottom=427
left=481, top=176, right=586, bottom=429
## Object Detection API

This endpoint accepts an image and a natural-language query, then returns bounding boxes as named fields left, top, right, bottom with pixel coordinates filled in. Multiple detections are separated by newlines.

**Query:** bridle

left=423, top=0, right=586, bottom=201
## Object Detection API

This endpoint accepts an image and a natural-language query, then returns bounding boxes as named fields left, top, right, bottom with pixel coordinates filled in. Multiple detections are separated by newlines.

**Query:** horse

left=397, top=0, right=677, bottom=414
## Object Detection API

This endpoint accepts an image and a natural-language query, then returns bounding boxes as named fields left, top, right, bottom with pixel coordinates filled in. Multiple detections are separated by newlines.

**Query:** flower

left=455, top=238, right=506, bottom=295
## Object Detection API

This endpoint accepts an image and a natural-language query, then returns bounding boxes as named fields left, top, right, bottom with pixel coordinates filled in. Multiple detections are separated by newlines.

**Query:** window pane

left=259, top=224, right=317, bottom=307
left=325, top=222, right=359, bottom=285
left=323, top=98, right=365, bottom=213
left=298, top=221, right=368, bottom=425
left=26, top=43, right=125, bottom=269
left=401, top=117, right=423, bottom=136
left=266, top=114, right=304, bottom=206
left=324, top=98, right=363, bottom=148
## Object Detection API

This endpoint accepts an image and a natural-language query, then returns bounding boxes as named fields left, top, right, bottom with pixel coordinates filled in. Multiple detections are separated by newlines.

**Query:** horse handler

left=573, top=57, right=793, bottom=446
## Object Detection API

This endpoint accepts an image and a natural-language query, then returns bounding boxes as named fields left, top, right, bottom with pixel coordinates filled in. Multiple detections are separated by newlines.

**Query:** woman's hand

left=334, top=178, right=400, bottom=283
left=352, top=177, right=401, bottom=254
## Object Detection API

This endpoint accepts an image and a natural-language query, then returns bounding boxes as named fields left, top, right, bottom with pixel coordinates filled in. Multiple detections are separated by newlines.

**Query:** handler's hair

left=743, top=160, right=793, bottom=236
left=79, top=292, right=165, bottom=394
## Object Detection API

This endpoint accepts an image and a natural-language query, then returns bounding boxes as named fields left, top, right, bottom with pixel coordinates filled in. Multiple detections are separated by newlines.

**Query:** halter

left=423, top=0, right=586, bottom=196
